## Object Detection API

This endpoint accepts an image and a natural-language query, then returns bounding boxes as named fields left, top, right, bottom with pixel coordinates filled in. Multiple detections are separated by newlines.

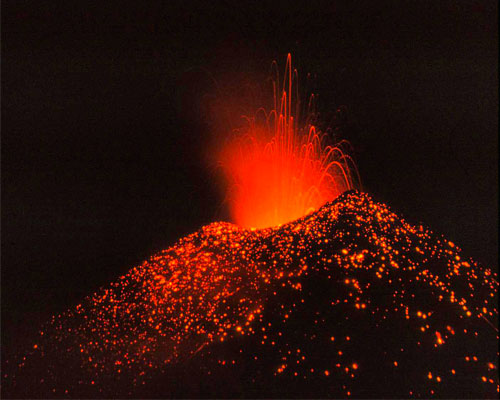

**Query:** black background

left=2, top=1, right=498, bottom=352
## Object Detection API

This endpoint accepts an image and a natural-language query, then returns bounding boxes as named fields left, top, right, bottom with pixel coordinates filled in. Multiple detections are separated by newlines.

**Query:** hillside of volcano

left=2, top=191, right=498, bottom=398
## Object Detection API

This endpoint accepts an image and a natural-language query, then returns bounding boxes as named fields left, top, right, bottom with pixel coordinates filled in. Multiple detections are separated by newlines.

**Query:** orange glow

left=8, top=191, right=498, bottom=397
left=435, top=331, right=444, bottom=345
left=218, top=54, right=359, bottom=229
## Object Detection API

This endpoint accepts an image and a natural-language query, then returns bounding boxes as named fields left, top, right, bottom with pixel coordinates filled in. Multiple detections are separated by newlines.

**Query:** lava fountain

left=2, top=54, right=498, bottom=399
left=218, top=54, right=360, bottom=229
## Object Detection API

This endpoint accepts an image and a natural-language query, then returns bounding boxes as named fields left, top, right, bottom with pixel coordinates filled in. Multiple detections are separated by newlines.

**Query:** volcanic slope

left=2, top=191, right=498, bottom=398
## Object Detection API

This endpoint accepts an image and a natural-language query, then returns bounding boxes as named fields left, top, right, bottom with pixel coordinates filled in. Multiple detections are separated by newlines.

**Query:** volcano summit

left=2, top=191, right=498, bottom=398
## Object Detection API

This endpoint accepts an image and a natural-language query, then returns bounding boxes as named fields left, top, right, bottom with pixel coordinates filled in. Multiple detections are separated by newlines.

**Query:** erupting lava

left=3, top=192, right=498, bottom=398
left=218, top=54, right=359, bottom=229
left=2, top=56, right=497, bottom=399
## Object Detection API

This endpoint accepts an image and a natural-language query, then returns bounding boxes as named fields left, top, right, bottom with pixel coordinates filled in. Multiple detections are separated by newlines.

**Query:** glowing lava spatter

left=3, top=192, right=498, bottom=398
left=2, top=56, right=497, bottom=398
left=218, top=54, right=359, bottom=229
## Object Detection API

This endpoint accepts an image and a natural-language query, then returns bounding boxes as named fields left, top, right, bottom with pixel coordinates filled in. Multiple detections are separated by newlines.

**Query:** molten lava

left=3, top=191, right=498, bottom=398
left=3, top=56, right=497, bottom=399
left=218, top=54, right=359, bottom=229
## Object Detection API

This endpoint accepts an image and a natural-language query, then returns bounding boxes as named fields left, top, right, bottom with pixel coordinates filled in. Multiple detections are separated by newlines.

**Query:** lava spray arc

left=218, top=54, right=360, bottom=229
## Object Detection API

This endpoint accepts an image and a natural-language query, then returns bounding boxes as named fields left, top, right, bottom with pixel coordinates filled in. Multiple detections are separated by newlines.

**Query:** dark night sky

left=1, top=1, right=498, bottom=351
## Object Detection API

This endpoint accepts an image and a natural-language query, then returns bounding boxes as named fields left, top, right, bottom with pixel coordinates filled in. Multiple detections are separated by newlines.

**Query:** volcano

left=2, top=191, right=498, bottom=398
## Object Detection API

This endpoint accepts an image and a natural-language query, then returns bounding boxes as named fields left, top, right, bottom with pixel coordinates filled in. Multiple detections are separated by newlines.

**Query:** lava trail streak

left=3, top=191, right=498, bottom=398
